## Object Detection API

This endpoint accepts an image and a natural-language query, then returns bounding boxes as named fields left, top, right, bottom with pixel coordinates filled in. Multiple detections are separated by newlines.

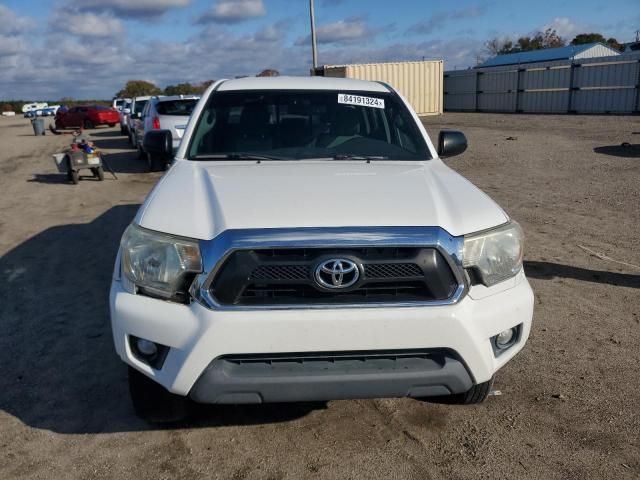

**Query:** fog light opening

left=495, top=328, right=517, bottom=350
left=136, top=338, right=158, bottom=357
left=129, top=335, right=169, bottom=369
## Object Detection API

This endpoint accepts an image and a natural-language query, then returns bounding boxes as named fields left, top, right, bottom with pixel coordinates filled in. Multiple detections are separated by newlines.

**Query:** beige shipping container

left=321, top=60, right=443, bottom=115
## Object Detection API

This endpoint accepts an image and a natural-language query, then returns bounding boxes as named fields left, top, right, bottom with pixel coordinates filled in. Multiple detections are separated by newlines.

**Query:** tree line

left=486, top=30, right=624, bottom=57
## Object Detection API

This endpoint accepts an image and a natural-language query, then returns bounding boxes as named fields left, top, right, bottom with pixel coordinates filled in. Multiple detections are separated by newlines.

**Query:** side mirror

left=144, top=130, right=173, bottom=160
left=437, top=130, right=467, bottom=158
left=123, top=108, right=131, bottom=114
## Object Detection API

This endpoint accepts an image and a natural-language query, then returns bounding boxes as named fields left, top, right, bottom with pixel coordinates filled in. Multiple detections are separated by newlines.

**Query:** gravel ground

left=0, top=113, right=638, bottom=479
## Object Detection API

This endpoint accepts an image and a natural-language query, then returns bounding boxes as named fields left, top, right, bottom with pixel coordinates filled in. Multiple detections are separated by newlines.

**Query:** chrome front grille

left=210, top=247, right=458, bottom=306
left=193, top=227, right=467, bottom=310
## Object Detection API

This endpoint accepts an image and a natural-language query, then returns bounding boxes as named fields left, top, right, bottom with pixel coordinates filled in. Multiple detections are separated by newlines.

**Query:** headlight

left=462, top=221, right=524, bottom=287
left=120, top=224, right=202, bottom=301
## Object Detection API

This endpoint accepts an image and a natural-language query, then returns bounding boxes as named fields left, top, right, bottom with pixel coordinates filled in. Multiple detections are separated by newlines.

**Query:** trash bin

left=31, top=118, right=45, bottom=136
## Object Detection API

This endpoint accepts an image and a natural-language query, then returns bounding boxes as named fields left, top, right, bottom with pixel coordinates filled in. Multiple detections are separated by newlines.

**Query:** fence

left=444, top=53, right=640, bottom=113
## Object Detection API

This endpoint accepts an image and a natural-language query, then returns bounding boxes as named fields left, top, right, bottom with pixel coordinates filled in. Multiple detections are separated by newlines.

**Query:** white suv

left=133, top=95, right=200, bottom=171
left=111, top=76, right=534, bottom=422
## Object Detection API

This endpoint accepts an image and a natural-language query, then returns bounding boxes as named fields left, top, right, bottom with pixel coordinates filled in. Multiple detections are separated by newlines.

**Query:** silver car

left=127, top=96, right=152, bottom=148
left=134, top=95, right=200, bottom=171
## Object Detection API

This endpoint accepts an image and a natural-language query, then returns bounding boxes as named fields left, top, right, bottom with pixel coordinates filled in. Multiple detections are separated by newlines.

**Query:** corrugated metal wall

left=574, top=44, right=619, bottom=59
left=323, top=61, right=443, bottom=115
left=444, top=53, right=640, bottom=113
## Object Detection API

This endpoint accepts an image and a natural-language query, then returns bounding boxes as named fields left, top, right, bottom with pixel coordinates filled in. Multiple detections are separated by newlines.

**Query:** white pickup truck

left=111, top=76, right=534, bottom=422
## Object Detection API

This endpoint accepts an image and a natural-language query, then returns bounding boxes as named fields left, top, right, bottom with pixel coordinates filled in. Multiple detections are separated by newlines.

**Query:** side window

left=190, top=109, right=217, bottom=157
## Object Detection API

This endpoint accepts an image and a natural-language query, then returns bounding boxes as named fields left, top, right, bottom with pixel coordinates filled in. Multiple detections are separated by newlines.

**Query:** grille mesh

left=365, top=263, right=422, bottom=278
left=250, top=265, right=309, bottom=280
left=212, top=247, right=458, bottom=306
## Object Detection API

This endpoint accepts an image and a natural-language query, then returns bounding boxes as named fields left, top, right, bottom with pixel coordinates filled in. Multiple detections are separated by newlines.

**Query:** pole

left=309, top=0, right=318, bottom=71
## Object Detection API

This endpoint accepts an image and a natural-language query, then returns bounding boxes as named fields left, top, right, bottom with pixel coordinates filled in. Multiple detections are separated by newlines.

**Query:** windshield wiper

left=332, top=154, right=389, bottom=161
left=193, top=153, right=286, bottom=161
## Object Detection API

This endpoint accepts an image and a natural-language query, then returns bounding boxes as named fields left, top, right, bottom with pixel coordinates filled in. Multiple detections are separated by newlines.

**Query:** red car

left=55, top=105, right=120, bottom=129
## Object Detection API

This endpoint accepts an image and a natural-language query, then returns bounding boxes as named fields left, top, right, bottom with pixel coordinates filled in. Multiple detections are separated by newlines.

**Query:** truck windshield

left=188, top=90, right=430, bottom=160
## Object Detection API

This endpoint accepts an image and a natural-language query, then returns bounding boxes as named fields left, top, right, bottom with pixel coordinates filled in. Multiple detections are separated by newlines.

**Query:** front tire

left=84, top=119, right=94, bottom=129
left=108, top=123, right=116, bottom=127
left=128, top=366, right=190, bottom=423
left=92, top=166, right=104, bottom=181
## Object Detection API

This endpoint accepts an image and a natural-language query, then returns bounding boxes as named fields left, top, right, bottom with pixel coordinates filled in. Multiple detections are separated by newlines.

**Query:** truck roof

left=217, top=76, right=391, bottom=93
left=157, top=94, right=200, bottom=102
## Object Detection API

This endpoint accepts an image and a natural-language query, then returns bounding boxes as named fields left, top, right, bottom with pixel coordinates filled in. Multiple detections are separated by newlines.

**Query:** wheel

left=120, top=125, right=127, bottom=135
left=92, top=166, right=104, bottom=181
left=426, top=377, right=494, bottom=405
left=65, top=157, right=79, bottom=184
left=65, top=156, right=72, bottom=181
left=137, top=142, right=145, bottom=160
left=55, top=120, right=63, bottom=130
left=147, top=152, right=163, bottom=172
left=108, top=123, right=116, bottom=127
left=128, top=366, right=190, bottom=423
left=84, top=119, right=94, bottom=129
left=129, top=132, right=135, bottom=148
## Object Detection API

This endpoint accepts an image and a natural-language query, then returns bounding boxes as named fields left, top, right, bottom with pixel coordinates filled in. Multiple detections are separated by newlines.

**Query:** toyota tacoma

left=110, top=76, right=534, bottom=422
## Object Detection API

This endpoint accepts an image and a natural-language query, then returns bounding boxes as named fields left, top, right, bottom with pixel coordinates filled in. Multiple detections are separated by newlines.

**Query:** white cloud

left=295, top=17, right=380, bottom=46
left=197, top=0, right=266, bottom=24
left=0, top=35, right=26, bottom=57
left=408, top=6, right=487, bottom=35
left=0, top=5, right=36, bottom=34
left=61, top=12, right=124, bottom=38
left=67, top=0, right=191, bottom=18
left=0, top=3, right=485, bottom=100
left=543, top=17, right=581, bottom=40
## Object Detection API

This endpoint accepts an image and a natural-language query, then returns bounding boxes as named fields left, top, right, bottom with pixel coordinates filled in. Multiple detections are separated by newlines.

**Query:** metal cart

left=53, top=149, right=104, bottom=184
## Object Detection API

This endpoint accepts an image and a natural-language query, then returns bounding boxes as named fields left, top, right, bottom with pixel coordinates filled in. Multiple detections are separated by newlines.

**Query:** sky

left=0, top=0, right=638, bottom=100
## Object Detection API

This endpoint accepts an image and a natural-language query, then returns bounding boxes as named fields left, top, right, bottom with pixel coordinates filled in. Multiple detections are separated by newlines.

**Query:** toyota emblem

left=314, top=258, right=360, bottom=289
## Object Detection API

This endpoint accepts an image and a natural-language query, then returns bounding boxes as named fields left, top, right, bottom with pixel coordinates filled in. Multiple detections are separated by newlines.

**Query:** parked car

left=112, top=97, right=131, bottom=111
left=119, top=99, right=132, bottom=135
left=127, top=96, right=152, bottom=147
left=41, top=105, right=60, bottom=116
left=55, top=105, right=119, bottom=129
left=114, top=76, right=534, bottom=422
left=135, top=95, right=200, bottom=171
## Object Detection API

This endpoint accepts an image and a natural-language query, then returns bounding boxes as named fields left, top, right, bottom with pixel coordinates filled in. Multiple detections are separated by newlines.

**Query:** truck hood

left=135, top=160, right=508, bottom=240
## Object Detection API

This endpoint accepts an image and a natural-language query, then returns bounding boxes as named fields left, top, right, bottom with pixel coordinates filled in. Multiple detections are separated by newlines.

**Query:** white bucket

left=52, top=153, right=67, bottom=173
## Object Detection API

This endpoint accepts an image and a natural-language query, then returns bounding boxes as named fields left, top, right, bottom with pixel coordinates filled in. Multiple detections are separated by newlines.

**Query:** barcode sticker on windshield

left=338, top=94, right=385, bottom=109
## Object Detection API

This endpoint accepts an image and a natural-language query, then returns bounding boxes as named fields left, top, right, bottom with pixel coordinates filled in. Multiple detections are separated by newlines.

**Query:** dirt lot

left=0, top=113, right=638, bottom=479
